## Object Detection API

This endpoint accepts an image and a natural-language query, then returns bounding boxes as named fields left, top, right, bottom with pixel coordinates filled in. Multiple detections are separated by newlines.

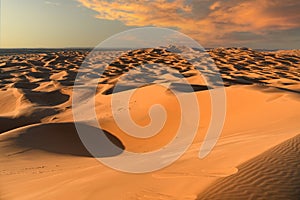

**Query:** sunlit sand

left=0, top=47, right=299, bottom=199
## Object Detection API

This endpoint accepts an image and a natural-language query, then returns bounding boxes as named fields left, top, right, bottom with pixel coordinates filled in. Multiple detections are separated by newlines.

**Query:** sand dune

left=209, top=48, right=300, bottom=92
left=0, top=47, right=299, bottom=199
left=0, top=123, right=124, bottom=157
left=197, top=134, right=300, bottom=200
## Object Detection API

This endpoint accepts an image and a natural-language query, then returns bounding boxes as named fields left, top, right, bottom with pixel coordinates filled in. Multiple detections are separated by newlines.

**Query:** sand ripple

left=198, top=134, right=300, bottom=200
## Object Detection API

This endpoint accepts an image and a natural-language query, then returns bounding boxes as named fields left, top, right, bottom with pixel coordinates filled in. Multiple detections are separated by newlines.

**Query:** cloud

left=78, top=0, right=192, bottom=26
left=209, top=1, right=221, bottom=10
left=45, top=1, right=60, bottom=6
left=209, top=0, right=300, bottom=31
left=77, top=0, right=300, bottom=47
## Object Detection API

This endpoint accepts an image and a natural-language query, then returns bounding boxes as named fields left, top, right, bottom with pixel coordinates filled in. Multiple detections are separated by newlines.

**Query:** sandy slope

left=0, top=48, right=299, bottom=199
left=197, top=134, right=300, bottom=200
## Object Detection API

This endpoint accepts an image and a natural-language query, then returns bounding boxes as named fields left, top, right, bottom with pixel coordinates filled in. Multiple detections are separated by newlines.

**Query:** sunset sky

left=1, top=0, right=299, bottom=49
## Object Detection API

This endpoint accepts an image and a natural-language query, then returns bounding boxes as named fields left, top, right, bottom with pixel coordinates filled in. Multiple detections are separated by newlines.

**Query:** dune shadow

left=0, top=108, right=60, bottom=134
left=102, top=85, right=137, bottom=95
left=14, top=82, right=40, bottom=90
left=15, top=123, right=124, bottom=157
left=23, top=90, right=70, bottom=106
left=169, top=83, right=213, bottom=92
left=102, top=83, right=213, bottom=95
left=274, top=86, right=300, bottom=94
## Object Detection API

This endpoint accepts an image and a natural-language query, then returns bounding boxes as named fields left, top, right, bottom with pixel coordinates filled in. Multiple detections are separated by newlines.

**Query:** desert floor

left=0, top=47, right=299, bottom=199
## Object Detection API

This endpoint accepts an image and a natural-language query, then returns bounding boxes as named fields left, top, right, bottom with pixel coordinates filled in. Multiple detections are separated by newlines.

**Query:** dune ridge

left=197, top=134, right=300, bottom=200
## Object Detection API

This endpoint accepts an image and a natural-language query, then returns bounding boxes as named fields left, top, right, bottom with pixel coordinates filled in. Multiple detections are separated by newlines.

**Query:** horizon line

left=0, top=47, right=298, bottom=51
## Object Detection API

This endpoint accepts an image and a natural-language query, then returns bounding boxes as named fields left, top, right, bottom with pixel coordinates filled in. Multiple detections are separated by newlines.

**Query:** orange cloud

left=78, top=0, right=300, bottom=46
left=209, top=1, right=221, bottom=10
left=78, top=0, right=191, bottom=26
left=210, top=0, right=300, bottom=31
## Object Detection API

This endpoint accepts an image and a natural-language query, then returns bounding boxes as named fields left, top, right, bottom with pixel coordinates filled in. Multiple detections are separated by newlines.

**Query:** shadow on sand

left=14, top=122, right=124, bottom=157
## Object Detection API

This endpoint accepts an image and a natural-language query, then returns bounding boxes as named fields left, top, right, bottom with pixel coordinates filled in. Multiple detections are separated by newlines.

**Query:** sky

left=1, top=0, right=300, bottom=49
